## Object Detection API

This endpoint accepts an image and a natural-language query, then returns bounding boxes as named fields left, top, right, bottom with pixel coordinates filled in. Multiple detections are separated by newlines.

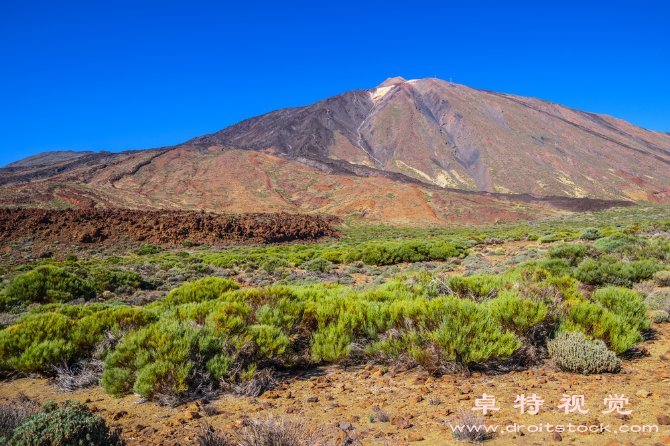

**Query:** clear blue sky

left=1, top=0, right=669, bottom=167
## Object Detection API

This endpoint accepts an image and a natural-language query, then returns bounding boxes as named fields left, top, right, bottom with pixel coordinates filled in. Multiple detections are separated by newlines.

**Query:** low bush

left=538, top=233, right=563, bottom=243
left=161, top=277, right=239, bottom=306
left=428, top=298, right=520, bottom=374
left=90, top=269, right=144, bottom=294
left=548, top=331, right=621, bottom=374
left=593, top=233, right=639, bottom=253
left=100, top=320, right=229, bottom=404
left=563, top=299, right=643, bottom=354
left=7, top=400, right=124, bottom=446
left=301, top=258, right=334, bottom=272
left=592, top=287, right=649, bottom=335
left=487, top=292, right=548, bottom=336
left=0, top=266, right=96, bottom=309
left=572, top=258, right=662, bottom=287
left=653, top=270, right=670, bottom=287
left=548, top=243, right=599, bottom=266
left=133, top=244, right=161, bottom=255
left=344, top=240, right=467, bottom=266
left=260, top=258, right=289, bottom=274
left=579, top=227, right=603, bottom=240
left=0, top=305, right=158, bottom=373
left=651, top=310, right=669, bottom=323
left=646, top=290, right=670, bottom=313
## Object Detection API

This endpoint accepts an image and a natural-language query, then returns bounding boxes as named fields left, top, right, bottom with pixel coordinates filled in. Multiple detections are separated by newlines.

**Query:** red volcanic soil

left=0, top=208, right=342, bottom=248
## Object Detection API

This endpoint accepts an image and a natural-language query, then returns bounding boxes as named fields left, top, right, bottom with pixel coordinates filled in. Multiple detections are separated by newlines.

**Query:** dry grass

left=0, top=393, right=40, bottom=441
left=220, top=368, right=275, bottom=398
left=198, top=414, right=322, bottom=446
left=52, top=360, right=103, bottom=392
left=450, top=408, right=491, bottom=444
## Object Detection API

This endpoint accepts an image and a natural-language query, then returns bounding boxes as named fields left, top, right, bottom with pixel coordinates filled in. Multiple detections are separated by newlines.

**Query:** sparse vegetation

left=0, top=210, right=668, bottom=412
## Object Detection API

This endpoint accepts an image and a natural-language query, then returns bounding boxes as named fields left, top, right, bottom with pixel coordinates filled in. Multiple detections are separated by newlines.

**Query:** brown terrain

left=0, top=208, right=341, bottom=261
left=3, top=76, right=665, bottom=226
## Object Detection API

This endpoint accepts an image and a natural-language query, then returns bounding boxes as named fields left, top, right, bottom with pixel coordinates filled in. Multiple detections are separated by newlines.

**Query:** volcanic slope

left=183, top=77, right=670, bottom=202
left=2, top=77, right=667, bottom=223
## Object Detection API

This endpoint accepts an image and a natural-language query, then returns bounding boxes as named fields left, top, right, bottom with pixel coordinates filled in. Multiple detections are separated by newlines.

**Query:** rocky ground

left=0, top=208, right=341, bottom=263
left=1, top=322, right=669, bottom=446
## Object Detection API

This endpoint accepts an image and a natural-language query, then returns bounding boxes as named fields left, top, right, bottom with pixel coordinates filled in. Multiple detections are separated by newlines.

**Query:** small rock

left=184, top=411, right=201, bottom=420
left=406, top=432, right=424, bottom=442
left=552, top=431, right=562, bottom=441
left=636, top=389, right=652, bottom=398
left=307, top=397, right=319, bottom=403
left=657, top=414, right=670, bottom=425
left=262, top=391, right=280, bottom=399
left=339, top=421, right=352, bottom=431
left=113, top=411, right=128, bottom=420
left=392, top=417, right=411, bottom=429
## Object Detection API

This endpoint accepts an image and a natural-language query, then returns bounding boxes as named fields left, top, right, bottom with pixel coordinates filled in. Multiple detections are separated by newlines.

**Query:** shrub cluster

left=0, top=266, right=96, bottom=310
left=0, top=262, right=653, bottom=400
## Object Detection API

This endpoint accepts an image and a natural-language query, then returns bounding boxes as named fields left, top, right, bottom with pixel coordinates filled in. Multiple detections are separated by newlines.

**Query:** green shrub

left=182, top=240, right=193, bottom=248
left=0, top=306, right=157, bottom=373
left=538, top=234, right=562, bottom=243
left=321, top=251, right=344, bottom=264
left=100, top=320, right=229, bottom=400
left=578, top=227, right=603, bottom=240
left=592, top=287, right=649, bottom=333
left=572, top=258, right=662, bottom=287
left=651, top=310, right=669, bottom=323
left=548, top=331, right=621, bottom=374
left=593, top=233, right=639, bottom=253
left=548, top=243, right=599, bottom=266
left=8, top=400, right=124, bottom=446
left=487, top=292, right=548, bottom=336
left=345, top=240, right=466, bottom=266
left=564, top=300, right=643, bottom=354
left=428, top=298, right=520, bottom=374
left=261, top=258, right=289, bottom=273
left=302, top=258, right=334, bottom=272
left=653, top=270, right=670, bottom=287
left=65, top=254, right=78, bottom=262
left=90, top=269, right=144, bottom=293
left=513, top=259, right=572, bottom=277
left=247, top=324, right=290, bottom=357
left=162, top=277, right=239, bottom=306
left=133, top=244, right=161, bottom=255
left=1, top=266, right=96, bottom=309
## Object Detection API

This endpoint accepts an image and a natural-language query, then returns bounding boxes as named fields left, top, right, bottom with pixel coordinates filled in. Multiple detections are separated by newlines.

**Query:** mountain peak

left=376, top=77, right=407, bottom=88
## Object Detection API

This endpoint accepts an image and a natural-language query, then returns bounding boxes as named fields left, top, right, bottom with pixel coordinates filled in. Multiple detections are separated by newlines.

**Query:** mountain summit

left=1, top=77, right=667, bottom=224
left=178, top=77, right=670, bottom=201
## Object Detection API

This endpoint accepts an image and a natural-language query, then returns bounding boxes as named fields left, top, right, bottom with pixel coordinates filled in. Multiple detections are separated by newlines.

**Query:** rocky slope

left=4, top=76, right=667, bottom=224
left=183, top=77, right=670, bottom=201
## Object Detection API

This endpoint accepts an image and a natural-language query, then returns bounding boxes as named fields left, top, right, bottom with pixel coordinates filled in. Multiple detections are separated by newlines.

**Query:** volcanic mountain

left=2, top=77, right=668, bottom=224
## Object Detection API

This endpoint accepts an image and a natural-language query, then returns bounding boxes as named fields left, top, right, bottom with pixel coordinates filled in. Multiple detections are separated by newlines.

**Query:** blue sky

left=1, top=0, right=669, bottom=167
